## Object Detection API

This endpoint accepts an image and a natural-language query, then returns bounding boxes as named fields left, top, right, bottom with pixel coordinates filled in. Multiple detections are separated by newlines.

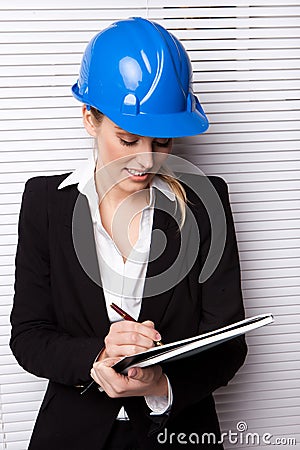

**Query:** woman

left=10, top=17, right=247, bottom=449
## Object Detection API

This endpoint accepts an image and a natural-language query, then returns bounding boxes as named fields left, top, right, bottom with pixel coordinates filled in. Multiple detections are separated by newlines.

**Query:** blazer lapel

left=138, top=189, right=181, bottom=332
left=60, top=186, right=111, bottom=337
left=60, top=185, right=181, bottom=337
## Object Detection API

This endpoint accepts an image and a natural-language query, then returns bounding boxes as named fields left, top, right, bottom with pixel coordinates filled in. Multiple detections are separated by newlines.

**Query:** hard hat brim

left=107, top=109, right=209, bottom=138
left=72, top=83, right=209, bottom=138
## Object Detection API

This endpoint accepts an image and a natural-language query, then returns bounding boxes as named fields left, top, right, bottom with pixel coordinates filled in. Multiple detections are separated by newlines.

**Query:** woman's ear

left=82, top=105, right=98, bottom=137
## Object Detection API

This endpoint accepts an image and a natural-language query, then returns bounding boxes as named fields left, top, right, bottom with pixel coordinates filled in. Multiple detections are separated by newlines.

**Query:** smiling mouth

left=126, top=168, right=148, bottom=176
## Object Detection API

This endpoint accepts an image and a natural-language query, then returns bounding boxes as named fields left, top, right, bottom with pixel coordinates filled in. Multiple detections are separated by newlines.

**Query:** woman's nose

left=135, top=147, right=153, bottom=170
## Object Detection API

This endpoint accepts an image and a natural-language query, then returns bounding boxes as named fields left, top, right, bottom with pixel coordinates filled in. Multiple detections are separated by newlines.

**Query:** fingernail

left=143, top=320, right=154, bottom=327
left=155, top=333, right=161, bottom=341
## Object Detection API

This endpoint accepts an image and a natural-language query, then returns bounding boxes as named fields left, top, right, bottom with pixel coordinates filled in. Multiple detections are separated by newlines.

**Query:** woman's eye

left=119, top=137, right=171, bottom=147
left=119, top=138, right=138, bottom=147
left=154, top=138, right=171, bottom=147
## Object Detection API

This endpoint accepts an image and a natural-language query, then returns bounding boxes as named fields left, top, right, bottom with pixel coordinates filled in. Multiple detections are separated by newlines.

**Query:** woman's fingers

left=91, top=359, right=128, bottom=397
left=104, top=343, right=149, bottom=358
left=128, top=365, right=162, bottom=383
left=91, top=357, right=121, bottom=389
left=110, top=320, right=161, bottom=342
left=91, top=359, right=166, bottom=398
left=106, top=331, right=153, bottom=349
left=104, top=320, right=162, bottom=358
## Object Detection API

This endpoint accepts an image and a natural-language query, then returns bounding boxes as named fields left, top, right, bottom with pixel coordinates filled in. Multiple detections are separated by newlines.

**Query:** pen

left=110, top=302, right=163, bottom=346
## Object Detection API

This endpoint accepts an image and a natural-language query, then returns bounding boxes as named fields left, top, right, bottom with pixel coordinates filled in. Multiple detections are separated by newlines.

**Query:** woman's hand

left=91, top=357, right=168, bottom=398
left=92, top=320, right=167, bottom=397
left=97, top=320, right=161, bottom=361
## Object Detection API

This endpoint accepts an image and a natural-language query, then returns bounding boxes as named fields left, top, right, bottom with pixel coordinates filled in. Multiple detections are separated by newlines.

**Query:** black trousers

left=104, top=420, right=140, bottom=450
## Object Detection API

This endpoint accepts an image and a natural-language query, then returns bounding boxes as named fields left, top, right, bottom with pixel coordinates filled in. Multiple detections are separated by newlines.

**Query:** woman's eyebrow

left=114, top=127, right=139, bottom=138
left=114, top=126, right=169, bottom=141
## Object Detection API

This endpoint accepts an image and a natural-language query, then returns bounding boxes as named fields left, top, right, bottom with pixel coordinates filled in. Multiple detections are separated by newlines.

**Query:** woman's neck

left=94, top=173, right=150, bottom=211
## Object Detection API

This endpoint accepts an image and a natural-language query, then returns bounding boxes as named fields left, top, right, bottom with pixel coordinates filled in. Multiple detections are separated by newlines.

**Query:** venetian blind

left=0, top=1, right=299, bottom=448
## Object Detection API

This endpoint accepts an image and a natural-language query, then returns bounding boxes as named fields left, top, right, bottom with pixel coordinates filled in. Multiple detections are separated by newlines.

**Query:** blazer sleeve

left=10, top=177, right=103, bottom=386
left=161, top=177, right=247, bottom=422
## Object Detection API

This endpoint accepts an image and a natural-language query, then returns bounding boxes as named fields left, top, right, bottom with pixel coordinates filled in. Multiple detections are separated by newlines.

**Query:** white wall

left=0, top=1, right=299, bottom=448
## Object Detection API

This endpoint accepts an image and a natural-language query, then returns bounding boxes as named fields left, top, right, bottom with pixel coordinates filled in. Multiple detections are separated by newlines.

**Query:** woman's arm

left=10, top=177, right=103, bottom=386
left=161, top=176, right=248, bottom=421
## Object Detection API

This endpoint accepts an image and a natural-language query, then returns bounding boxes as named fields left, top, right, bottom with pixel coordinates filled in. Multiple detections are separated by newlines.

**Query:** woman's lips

left=125, top=168, right=149, bottom=181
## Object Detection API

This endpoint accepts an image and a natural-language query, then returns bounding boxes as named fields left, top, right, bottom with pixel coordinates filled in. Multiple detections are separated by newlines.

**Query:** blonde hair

left=90, top=106, right=187, bottom=229
left=156, top=165, right=187, bottom=230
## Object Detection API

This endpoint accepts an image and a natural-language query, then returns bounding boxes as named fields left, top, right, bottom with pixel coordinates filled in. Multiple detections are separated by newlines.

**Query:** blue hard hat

left=72, top=17, right=209, bottom=138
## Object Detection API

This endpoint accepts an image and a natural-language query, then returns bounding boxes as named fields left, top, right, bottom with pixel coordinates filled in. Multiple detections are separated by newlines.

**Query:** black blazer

left=10, top=172, right=247, bottom=450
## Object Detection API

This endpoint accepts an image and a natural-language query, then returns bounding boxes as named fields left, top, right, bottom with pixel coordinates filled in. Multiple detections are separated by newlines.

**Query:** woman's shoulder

left=177, top=172, right=229, bottom=201
left=206, top=175, right=228, bottom=192
left=23, top=172, right=73, bottom=193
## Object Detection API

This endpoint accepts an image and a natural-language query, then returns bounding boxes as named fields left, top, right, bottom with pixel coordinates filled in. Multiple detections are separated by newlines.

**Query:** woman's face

left=83, top=107, right=173, bottom=198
